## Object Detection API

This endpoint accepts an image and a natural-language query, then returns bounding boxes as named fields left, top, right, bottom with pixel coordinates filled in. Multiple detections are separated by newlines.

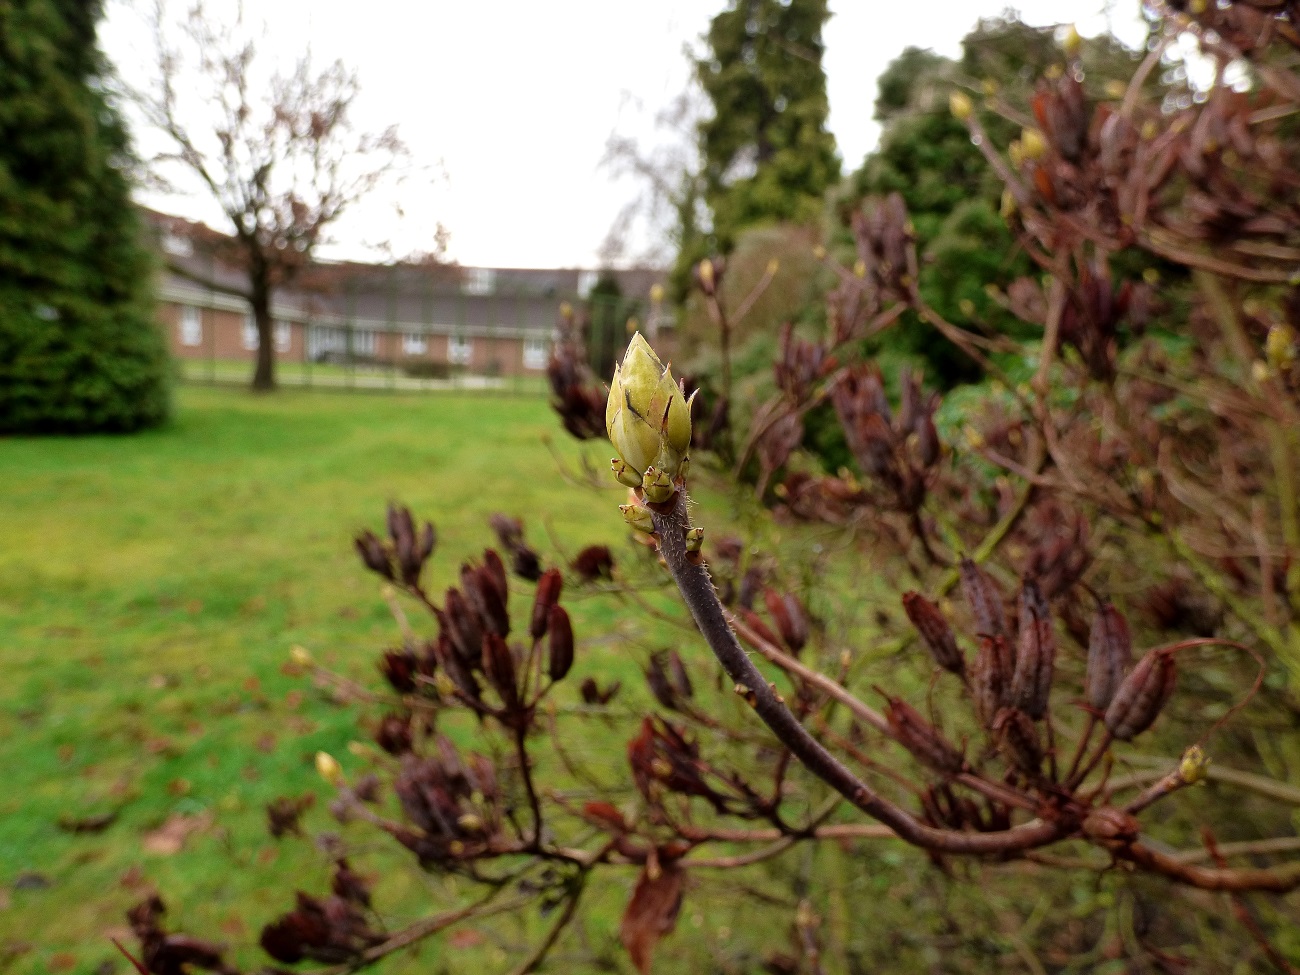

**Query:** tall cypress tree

left=694, top=0, right=840, bottom=255
left=0, top=0, right=169, bottom=433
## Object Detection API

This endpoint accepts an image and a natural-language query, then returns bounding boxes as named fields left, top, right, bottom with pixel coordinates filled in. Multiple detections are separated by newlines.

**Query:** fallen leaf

left=119, top=865, right=147, bottom=890
left=448, top=928, right=486, bottom=950
left=620, top=860, right=685, bottom=974
left=142, top=812, right=212, bottom=855
left=48, top=952, right=77, bottom=971
left=57, top=810, right=118, bottom=834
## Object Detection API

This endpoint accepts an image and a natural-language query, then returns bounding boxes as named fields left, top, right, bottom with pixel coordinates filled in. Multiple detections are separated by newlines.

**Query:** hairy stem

left=650, top=491, right=1063, bottom=855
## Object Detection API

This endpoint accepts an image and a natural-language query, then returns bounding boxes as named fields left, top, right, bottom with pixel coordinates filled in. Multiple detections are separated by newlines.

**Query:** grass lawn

left=0, top=385, right=706, bottom=973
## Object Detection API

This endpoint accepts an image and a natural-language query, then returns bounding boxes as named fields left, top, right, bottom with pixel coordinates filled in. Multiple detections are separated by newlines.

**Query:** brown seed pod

left=959, top=558, right=1007, bottom=638
left=1086, top=601, right=1132, bottom=711
left=882, top=694, right=965, bottom=774
left=482, top=550, right=509, bottom=605
left=992, top=707, right=1042, bottom=776
left=442, top=589, right=482, bottom=668
left=1010, top=580, right=1055, bottom=719
left=481, top=633, right=518, bottom=709
left=763, top=588, right=809, bottom=654
left=902, top=591, right=965, bottom=677
left=354, top=530, right=393, bottom=580
left=530, top=568, right=563, bottom=640
left=546, top=606, right=574, bottom=682
left=972, top=635, right=1012, bottom=729
left=737, top=608, right=783, bottom=651
left=1103, top=649, right=1176, bottom=741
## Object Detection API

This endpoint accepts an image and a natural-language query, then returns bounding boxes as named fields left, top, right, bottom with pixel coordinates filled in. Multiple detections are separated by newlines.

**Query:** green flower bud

left=685, top=527, right=704, bottom=553
left=620, top=502, right=655, bottom=534
left=1178, top=744, right=1210, bottom=785
left=949, top=91, right=973, bottom=122
left=607, top=333, right=694, bottom=495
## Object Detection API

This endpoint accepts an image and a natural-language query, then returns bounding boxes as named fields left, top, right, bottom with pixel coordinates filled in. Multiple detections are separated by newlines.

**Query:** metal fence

left=176, top=293, right=643, bottom=396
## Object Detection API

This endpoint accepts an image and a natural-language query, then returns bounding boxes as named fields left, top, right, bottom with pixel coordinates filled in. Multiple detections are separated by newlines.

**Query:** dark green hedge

left=0, top=0, right=170, bottom=434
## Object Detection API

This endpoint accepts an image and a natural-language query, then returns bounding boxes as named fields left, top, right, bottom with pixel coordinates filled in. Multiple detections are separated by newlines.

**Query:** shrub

left=0, top=0, right=170, bottom=433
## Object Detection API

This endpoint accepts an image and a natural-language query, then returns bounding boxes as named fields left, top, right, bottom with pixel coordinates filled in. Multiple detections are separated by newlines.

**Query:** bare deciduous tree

left=136, top=2, right=406, bottom=390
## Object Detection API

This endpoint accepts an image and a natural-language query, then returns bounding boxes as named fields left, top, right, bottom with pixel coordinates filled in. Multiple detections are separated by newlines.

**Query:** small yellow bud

left=963, top=425, right=985, bottom=449
left=812, top=245, right=827, bottom=260
left=949, top=90, right=973, bottom=122
left=1021, top=128, right=1047, bottom=161
left=1178, top=745, right=1210, bottom=785
left=685, top=527, right=704, bottom=553
left=315, top=751, right=343, bottom=786
left=1266, top=324, right=1296, bottom=370
left=290, top=645, right=313, bottom=667
left=1000, top=188, right=1017, bottom=220
left=620, top=502, right=655, bottom=534
left=559, top=301, right=574, bottom=321
left=1189, top=0, right=1207, bottom=12
left=853, top=259, right=867, bottom=279
left=625, top=316, right=639, bottom=335
left=1008, top=140, right=1024, bottom=168
left=457, top=813, right=485, bottom=832
left=1045, top=63, right=1064, bottom=80
left=981, top=79, right=998, bottom=96
left=1252, top=360, right=1272, bottom=385
left=958, top=298, right=976, bottom=317
left=1104, top=80, right=1127, bottom=100
left=1141, top=120, right=1158, bottom=140
left=1061, top=24, right=1082, bottom=58
left=649, top=283, right=665, bottom=304
left=1142, top=267, right=1160, bottom=285
left=697, top=258, right=714, bottom=291
left=766, top=257, right=780, bottom=277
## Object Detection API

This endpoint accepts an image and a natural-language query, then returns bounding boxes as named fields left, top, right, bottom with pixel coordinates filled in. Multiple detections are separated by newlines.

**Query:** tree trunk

left=249, top=251, right=276, bottom=391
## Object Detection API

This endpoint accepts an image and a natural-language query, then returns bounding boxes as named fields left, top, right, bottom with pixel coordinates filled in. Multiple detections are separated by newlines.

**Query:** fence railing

left=172, top=292, right=674, bottom=395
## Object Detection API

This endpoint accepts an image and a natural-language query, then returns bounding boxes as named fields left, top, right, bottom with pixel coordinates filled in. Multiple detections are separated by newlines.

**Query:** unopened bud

left=812, top=245, right=827, bottom=260
left=766, top=258, right=780, bottom=277
left=290, top=645, right=313, bottom=667
left=1021, top=128, right=1047, bottom=161
left=1179, top=744, right=1210, bottom=784
left=1105, top=79, right=1127, bottom=100
left=649, top=283, right=665, bottom=304
left=853, top=259, right=867, bottom=279
left=620, top=502, right=655, bottom=534
left=697, top=258, right=715, bottom=292
left=606, top=333, right=694, bottom=499
left=547, top=605, right=575, bottom=681
left=1061, top=24, right=1081, bottom=58
left=949, top=91, right=973, bottom=122
left=316, top=751, right=343, bottom=786
left=1266, top=324, right=1296, bottom=370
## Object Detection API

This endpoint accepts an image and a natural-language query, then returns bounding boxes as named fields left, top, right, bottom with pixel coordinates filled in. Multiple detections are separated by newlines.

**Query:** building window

left=522, top=336, right=548, bottom=370
left=162, top=232, right=193, bottom=258
left=448, top=335, right=472, bottom=364
left=308, top=325, right=347, bottom=361
left=274, top=320, right=291, bottom=353
left=242, top=315, right=259, bottom=350
left=179, top=306, right=203, bottom=346
left=402, top=332, right=428, bottom=356
left=352, top=329, right=377, bottom=357
left=463, top=268, right=495, bottom=296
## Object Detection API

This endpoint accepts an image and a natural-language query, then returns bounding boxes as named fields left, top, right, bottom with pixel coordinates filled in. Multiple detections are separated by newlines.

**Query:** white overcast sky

left=101, top=0, right=1146, bottom=269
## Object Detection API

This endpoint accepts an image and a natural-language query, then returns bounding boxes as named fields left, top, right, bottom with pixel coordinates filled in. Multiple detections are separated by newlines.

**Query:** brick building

left=145, top=209, right=673, bottom=380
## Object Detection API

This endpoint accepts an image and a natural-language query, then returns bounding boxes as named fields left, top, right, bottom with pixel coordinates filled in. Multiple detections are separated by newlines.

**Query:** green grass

left=0, top=386, right=669, bottom=973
